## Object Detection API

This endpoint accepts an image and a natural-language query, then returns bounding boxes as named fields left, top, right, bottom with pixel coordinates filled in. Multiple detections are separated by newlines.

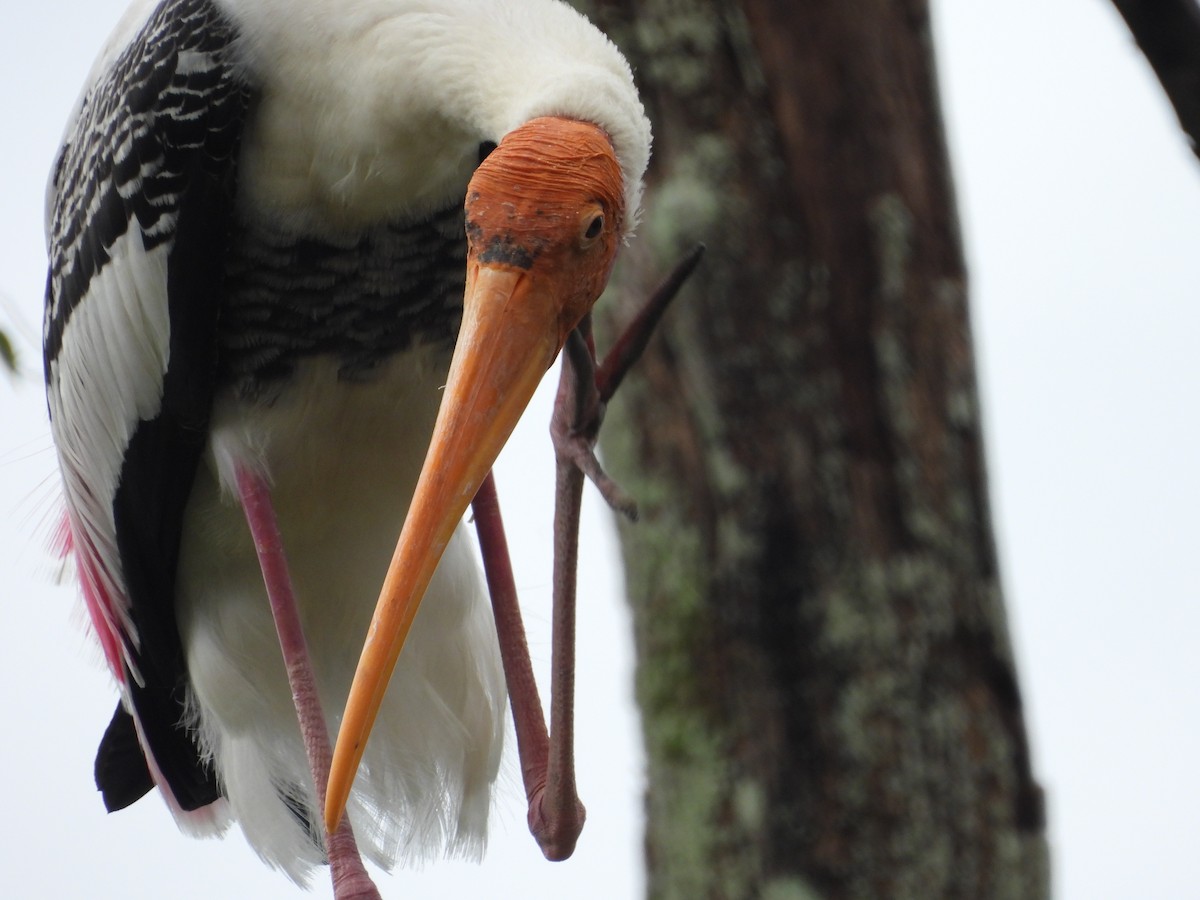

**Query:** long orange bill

left=324, top=260, right=569, bottom=835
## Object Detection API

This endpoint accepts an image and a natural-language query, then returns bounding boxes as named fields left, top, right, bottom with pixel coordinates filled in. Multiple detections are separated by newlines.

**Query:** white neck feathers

left=214, top=0, right=650, bottom=230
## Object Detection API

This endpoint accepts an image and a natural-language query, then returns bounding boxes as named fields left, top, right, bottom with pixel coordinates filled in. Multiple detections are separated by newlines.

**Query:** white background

left=1, top=1, right=1196, bottom=897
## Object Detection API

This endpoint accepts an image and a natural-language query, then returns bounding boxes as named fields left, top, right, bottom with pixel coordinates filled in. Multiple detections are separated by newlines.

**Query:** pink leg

left=472, top=473, right=585, bottom=860
left=469, top=245, right=704, bottom=862
left=235, top=466, right=381, bottom=900
left=551, top=243, right=705, bottom=517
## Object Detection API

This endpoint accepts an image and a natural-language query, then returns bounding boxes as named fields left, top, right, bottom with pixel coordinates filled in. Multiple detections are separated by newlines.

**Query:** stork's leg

left=234, top=466, right=381, bottom=900
left=470, top=246, right=704, bottom=861
left=469, top=337, right=617, bottom=863
left=550, top=243, right=706, bottom=515
left=472, top=473, right=585, bottom=860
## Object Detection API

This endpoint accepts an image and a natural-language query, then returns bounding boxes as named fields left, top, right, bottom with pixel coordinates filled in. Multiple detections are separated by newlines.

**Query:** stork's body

left=178, top=349, right=503, bottom=876
left=46, top=0, right=648, bottom=888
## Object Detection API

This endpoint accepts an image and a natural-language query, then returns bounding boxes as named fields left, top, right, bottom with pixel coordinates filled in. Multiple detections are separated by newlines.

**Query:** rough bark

left=578, top=1, right=1051, bottom=897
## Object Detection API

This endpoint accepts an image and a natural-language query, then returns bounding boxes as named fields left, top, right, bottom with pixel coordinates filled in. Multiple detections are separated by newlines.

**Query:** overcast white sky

left=2, top=1, right=1197, bottom=898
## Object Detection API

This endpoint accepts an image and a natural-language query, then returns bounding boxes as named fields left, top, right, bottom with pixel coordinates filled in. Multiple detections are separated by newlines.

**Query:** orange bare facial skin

left=465, top=117, right=626, bottom=348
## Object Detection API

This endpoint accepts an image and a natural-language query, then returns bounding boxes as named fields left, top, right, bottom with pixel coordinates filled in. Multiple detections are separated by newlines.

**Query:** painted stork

left=44, top=0, right=657, bottom=895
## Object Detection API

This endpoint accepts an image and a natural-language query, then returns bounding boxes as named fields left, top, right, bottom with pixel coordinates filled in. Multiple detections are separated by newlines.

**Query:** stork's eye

left=579, top=210, right=605, bottom=247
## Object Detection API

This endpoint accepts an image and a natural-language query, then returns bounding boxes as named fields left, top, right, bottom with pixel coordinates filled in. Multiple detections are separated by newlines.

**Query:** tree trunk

left=582, top=0, right=1050, bottom=896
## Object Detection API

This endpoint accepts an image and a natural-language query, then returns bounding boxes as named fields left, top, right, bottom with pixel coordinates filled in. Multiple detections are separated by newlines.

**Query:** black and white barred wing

left=44, top=0, right=250, bottom=818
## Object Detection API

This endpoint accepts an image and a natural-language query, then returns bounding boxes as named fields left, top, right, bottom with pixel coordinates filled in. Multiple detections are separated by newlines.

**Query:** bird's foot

left=551, top=244, right=705, bottom=510
left=551, top=333, right=637, bottom=519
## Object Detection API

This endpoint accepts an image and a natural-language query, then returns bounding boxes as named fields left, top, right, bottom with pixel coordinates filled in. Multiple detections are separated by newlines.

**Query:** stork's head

left=463, top=115, right=626, bottom=376
left=325, top=116, right=627, bottom=833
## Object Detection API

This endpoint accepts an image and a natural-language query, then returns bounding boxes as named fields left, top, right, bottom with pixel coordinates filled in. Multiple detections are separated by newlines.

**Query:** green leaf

left=0, top=329, right=16, bottom=373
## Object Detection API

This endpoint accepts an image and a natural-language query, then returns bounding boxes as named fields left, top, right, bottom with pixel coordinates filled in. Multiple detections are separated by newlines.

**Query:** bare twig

left=1111, top=0, right=1200, bottom=160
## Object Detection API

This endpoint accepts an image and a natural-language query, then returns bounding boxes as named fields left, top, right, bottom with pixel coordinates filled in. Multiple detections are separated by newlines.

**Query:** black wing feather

left=46, top=0, right=252, bottom=812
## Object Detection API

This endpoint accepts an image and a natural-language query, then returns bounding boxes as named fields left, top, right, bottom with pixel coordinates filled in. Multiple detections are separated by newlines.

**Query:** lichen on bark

left=583, top=1, right=1050, bottom=897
